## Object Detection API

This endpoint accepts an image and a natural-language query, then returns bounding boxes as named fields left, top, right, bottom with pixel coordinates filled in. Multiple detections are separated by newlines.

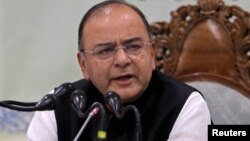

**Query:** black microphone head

left=70, top=90, right=87, bottom=116
left=54, top=82, right=75, bottom=99
left=35, top=82, right=75, bottom=110
left=104, top=91, right=121, bottom=117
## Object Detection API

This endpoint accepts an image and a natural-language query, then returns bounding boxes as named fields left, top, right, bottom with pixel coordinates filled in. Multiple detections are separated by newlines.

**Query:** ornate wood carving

left=150, top=0, right=250, bottom=97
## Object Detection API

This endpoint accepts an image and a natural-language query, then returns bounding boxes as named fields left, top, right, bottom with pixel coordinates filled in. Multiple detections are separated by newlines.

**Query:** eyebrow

left=93, top=37, right=144, bottom=48
left=121, top=37, right=143, bottom=45
left=94, top=42, right=115, bottom=49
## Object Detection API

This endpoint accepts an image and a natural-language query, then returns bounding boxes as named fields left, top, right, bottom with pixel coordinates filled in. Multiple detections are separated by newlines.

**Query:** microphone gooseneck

left=0, top=82, right=75, bottom=111
left=71, top=90, right=107, bottom=141
left=104, top=91, right=143, bottom=141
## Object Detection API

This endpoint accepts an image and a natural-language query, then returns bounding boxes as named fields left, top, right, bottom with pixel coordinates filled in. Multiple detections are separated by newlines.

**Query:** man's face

left=77, top=5, right=155, bottom=103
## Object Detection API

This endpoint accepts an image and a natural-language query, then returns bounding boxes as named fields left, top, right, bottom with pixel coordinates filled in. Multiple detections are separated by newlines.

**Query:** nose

left=113, top=47, right=131, bottom=68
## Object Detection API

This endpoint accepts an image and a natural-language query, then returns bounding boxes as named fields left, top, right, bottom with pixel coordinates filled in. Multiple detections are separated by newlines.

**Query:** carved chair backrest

left=150, top=0, right=250, bottom=124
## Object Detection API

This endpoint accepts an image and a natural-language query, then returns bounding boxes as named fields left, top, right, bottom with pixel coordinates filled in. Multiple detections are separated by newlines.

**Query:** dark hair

left=78, top=0, right=152, bottom=52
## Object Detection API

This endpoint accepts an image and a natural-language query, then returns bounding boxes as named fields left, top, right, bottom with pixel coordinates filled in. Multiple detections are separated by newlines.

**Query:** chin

left=108, top=86, right=143, bottom=103
left=119, top=92, right=141, bottom=104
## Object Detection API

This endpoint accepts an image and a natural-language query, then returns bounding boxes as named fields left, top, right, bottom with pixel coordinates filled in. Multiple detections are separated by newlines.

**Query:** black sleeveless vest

left=54, top=70, right=195, bottom=141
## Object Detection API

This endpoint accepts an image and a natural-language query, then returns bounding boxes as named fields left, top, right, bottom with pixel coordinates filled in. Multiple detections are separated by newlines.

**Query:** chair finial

left=197, top=0, right=224, bottom=14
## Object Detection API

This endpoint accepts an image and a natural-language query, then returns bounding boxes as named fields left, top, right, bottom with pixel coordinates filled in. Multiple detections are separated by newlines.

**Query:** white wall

left=0, top=0, right=249, bottom=102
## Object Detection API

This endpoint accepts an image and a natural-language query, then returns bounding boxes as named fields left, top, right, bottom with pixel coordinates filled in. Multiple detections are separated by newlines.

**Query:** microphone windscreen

left=71, top=90, right=87, bottom=113
left=104, top=91, right=121, bottom=116
left=54, top=82, right=75, bottom=99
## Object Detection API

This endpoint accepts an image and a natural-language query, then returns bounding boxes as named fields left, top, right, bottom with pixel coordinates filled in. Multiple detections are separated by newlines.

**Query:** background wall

left=0, top=0, right=249, bottom=140
left=1, top=0, right=249, bottom=102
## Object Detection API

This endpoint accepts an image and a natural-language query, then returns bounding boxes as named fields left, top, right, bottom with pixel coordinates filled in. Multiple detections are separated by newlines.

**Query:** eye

left=125, top=43, right=143, bottom=52
left=94, top=46, right=115, bottom=55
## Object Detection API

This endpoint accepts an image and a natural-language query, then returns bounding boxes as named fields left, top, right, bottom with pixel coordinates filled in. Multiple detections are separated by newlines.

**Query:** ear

left=150, top=42, right=156, bottom=70
left=77, top=52, right=90, bottom=79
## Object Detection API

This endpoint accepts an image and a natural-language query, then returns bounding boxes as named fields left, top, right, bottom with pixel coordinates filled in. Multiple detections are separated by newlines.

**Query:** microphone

left=70, top=90, right=107, bottom=141
left=104, top=91, right=143, bottom=141
left=0, top=82, right=75, bottom=111
left=35, top=82, right=75, bottom=110
left=71, top=90, right=87, bottom=117
left=104, top=91, right=121, bottom=117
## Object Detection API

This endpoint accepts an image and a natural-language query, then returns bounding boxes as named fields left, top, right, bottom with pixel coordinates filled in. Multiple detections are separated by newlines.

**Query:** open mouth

left=115, top=75, right=133, bottom=81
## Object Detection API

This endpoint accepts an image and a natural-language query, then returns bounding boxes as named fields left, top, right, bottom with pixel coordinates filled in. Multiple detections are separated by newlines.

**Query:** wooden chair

left=150, top=0, right=250, bottom=124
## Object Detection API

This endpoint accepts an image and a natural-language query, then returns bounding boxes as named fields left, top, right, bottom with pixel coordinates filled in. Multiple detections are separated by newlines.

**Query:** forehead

left=84, top=3, right=147, bottom=32
left=81, top=3, right=149, bottom=47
